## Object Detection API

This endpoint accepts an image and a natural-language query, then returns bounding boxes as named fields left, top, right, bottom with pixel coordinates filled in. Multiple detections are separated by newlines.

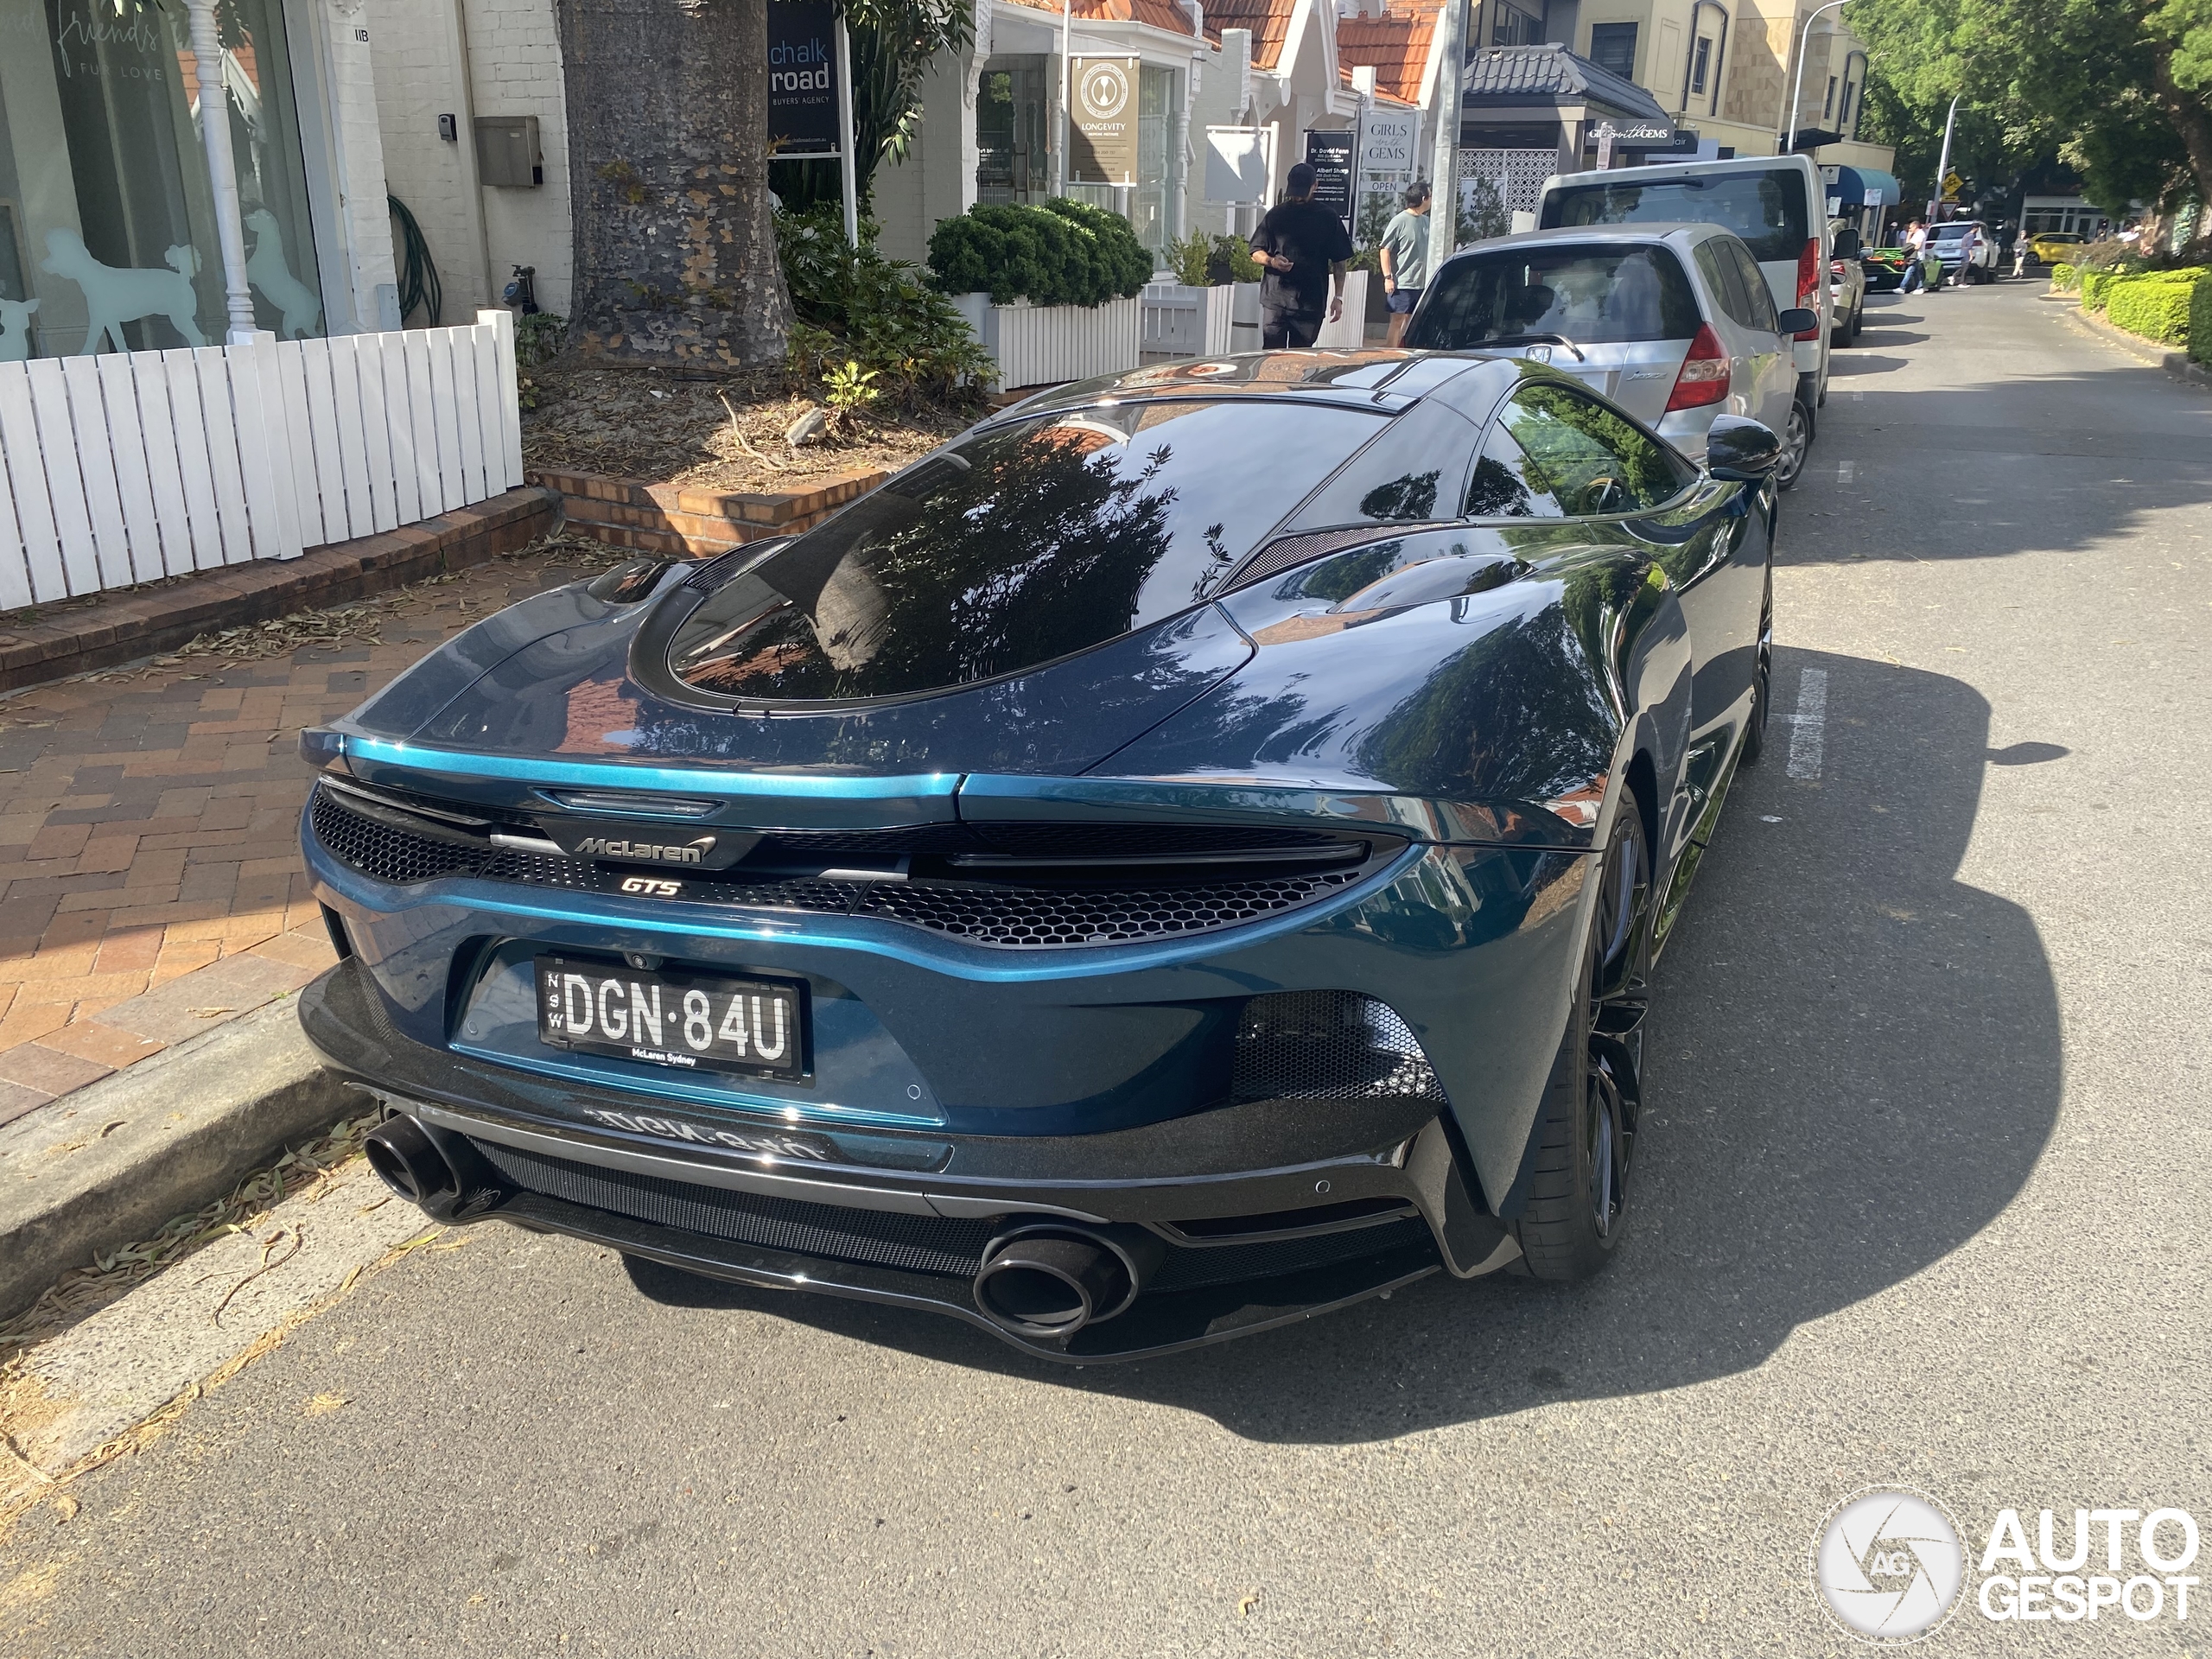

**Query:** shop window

left=0, top=0, right=324, bottom=359
left=1588, top=22, right=1637, bottom=78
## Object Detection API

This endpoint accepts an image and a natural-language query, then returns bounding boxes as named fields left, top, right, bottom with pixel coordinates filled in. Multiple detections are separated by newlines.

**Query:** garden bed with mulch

left=518, top=360, right=969, bottom=495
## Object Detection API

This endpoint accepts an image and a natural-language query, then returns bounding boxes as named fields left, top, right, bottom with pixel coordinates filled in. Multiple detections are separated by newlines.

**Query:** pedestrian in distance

left=1379, top=181, right=1432, bottom=346
left=1900, top=219, right=1928, bottom=293
left=1250, top=162, right=1354, bottom=348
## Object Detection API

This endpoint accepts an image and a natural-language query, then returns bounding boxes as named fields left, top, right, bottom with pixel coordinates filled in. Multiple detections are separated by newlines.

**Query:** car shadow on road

left=628, top=651, right=2062, bottom=1441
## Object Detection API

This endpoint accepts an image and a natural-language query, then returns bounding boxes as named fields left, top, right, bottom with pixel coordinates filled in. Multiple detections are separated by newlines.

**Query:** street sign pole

left=1426, top=0, right=1470, bottom=272
left=1928, top=94, right=1959, bottom=222
left=834, top=16, right=860, bottom=248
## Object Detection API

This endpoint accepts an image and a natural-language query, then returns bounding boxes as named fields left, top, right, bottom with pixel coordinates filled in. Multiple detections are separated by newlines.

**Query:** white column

left=184, top=0, right=257, bottom=343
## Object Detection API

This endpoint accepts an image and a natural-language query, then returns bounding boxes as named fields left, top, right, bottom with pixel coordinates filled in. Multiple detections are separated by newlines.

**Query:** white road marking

left=1837, top=460, right=1856, bottom=484
left=1786, top=668, right=1828, bottom=781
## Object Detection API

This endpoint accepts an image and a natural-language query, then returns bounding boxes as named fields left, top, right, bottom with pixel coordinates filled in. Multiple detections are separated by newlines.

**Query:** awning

left=1826, top=165, right=1902, bottom=207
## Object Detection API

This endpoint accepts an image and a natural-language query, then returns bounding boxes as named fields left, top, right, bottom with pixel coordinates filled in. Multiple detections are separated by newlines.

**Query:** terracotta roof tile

left=1202, top=0, right=1298, bottom=69
left=1335, top=0, right=1440, bottom=104
left=999, top=0, right=1197, bottom=35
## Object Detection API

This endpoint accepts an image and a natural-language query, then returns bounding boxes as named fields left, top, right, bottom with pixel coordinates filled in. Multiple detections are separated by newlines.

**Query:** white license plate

left=534, top=957, right=807, bottom=1081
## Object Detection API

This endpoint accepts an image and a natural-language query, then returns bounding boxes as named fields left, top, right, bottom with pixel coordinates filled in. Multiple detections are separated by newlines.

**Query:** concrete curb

left=2056, top=303, right=2212, bottom=389
left=0, top=997, right=353, bottom=1321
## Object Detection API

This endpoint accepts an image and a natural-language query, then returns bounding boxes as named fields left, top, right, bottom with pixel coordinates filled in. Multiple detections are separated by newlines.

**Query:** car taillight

left=1795, top=238, right=1822, bottom=338
left=1666, top=324, right=1730, bottom=412
left=1829, top=258, right=1847, bottom=277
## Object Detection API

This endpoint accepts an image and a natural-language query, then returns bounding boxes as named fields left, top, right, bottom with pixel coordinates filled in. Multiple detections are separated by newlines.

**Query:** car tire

left=1741, top=576, right=1774, bottom=766
left=1776, top=396, right=1813, bottom=489
left=1517, top=807, right=1650, bottom=1283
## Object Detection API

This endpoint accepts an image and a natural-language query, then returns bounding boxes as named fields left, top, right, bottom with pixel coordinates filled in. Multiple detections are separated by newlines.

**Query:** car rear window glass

left=1541, top=170, right=1811, bottom=264
left=664, top=401, right=1386, bottom=702
left=1464, top=423, right=1565, bottom=518
left=1406, top=244, right=1701, bottom=348
left=1929, top=224, right=1973, bottom=240
left=1498, top=385, right=1696, bottom=516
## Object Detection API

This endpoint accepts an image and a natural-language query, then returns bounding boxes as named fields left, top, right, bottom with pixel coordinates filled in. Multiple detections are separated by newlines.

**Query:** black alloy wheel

left=1776, top=397, right=1813, bottom=490
left=1741, top=575, right=1775, bottom=765
left=1518, top=805, right=1651, bottom=1282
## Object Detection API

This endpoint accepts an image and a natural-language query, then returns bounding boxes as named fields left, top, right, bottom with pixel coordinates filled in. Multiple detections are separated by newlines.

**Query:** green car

left=1862, top=246, right=1912, bottom=291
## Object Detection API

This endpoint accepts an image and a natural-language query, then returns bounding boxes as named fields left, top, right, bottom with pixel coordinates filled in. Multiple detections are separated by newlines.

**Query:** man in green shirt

left=1379, top=182, right=1433, bottom=345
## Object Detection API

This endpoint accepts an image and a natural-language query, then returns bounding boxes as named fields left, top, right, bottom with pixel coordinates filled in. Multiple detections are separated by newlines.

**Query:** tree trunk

left=557, top=0, right=792, bottom=366
left=2153, top=49, right=2212, bottom=218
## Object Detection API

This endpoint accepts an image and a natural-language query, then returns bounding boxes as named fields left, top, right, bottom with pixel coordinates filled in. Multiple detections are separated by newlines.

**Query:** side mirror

left=1705, top=415, right=1782, bottom=481
left=1834, top=229, right=1862, bottom=257
left=1776, top=307, right=1819, bottom=336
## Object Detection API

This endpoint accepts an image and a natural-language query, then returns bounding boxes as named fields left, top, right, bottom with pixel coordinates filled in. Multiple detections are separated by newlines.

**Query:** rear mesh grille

left=469, top=1136, right=1435, bottom=1289
left=861, top=871, right=1363, bottom=948
left=1230, top=991, right=1447, bottom=1103
left=311, top=790, right=1376, bottom=948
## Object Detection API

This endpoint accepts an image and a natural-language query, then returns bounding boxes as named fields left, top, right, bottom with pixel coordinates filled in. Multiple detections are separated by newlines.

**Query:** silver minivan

left=1535, top=155, right=1831, bottom=436
left=1405, top=224, right=1814, bottom=486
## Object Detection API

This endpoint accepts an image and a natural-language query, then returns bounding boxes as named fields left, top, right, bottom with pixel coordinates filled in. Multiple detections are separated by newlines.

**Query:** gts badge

left=576, top=835, right=714, bottom=864
left=619, top=875, right=683, bottom=898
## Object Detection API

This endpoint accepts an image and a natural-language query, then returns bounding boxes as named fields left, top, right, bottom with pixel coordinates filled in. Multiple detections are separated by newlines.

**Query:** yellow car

left=2030, top=231, right=2087, bottom=264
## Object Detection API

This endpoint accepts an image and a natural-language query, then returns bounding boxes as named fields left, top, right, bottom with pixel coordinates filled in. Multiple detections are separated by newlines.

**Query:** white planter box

left=1139, top=283, right=1236, bottom=357
left=948, top=293, right=1142, bottom=390
left=1220, top=271, right=1374, bottom=350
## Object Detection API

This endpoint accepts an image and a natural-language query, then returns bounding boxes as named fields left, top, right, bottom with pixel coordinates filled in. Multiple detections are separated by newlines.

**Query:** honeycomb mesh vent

left=1230, top=991, right=1447, bottom=1103
left=311, top=788, right=1375, bottom=949
left=854, top=868, right=1364, bottom=948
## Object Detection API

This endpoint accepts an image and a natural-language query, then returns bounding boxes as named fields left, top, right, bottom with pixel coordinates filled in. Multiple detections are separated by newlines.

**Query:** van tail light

left=1795, top=238, right=1823, bottom=338
left=1665, top=324, right=1731, bottom=411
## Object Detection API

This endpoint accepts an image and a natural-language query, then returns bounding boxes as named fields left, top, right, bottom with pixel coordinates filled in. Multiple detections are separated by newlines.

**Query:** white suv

left=1928, top=220, right=2000, bottom=285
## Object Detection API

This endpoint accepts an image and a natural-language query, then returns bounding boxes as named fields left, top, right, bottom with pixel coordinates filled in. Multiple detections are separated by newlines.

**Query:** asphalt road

left=5, top=283, right=2209, bottom=1658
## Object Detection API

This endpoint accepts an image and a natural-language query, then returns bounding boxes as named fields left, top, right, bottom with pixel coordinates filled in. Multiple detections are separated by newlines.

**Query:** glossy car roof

left=985, top=351, right=1525, bottom=425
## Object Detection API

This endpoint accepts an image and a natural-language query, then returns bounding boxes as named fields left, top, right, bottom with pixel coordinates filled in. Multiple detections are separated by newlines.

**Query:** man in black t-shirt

left=1250, top=162, right=1355, bottom=348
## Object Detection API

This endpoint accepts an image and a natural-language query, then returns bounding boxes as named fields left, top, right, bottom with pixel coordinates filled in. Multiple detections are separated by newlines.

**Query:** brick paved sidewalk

left=0, top=541, right=630, bottom=1128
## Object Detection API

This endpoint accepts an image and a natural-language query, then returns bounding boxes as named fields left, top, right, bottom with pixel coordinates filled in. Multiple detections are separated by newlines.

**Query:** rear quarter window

left=1541, top=170, right=1811, bottom=264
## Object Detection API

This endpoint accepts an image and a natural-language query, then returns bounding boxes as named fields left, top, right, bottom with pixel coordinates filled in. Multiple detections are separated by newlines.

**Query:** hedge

left=2081, top=269, right=2115, bottom=311
left=926, top=199, right=1154, bottom=308
left=2103, top=269, right=2209, bottom=346
left=2050, top=261, right=2080, bottom=292
left=2195, top=275, right=2212, bottom=365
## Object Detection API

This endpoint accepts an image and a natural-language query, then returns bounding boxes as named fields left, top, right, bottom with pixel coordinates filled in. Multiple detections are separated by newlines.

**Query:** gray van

left=1537, top=155, right=1830, bottom=447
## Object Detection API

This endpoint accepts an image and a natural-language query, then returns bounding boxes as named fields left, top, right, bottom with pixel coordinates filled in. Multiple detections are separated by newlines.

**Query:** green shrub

left=774, top=204, right=989, bottom=404
left=2050, top=261, right=2080, bottom=292
left=2104, top=268, right=2209, bottom=346
left=2194, top=274, right=2212, bottom=365
left=2082, top=270, right=2115, bottom=311
left=515, top=311, right=568, bottom=367
left=1205, top=234, right=1262, bottom=286
left=1165, top=230, right=1211, bottom=289
left=925, top=200, right=1153, bottom=308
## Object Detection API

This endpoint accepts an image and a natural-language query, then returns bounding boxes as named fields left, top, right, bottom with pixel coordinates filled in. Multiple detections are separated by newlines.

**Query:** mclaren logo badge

left=575, top=835, right=715, bottom=865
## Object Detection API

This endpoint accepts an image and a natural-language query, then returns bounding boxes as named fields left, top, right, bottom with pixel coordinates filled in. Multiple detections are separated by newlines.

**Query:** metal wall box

left=474, top=116, right=543, bottom=188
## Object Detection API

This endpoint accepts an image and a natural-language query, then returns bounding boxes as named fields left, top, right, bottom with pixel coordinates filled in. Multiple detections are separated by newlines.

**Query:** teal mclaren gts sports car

left=296, top=350, right=1783, bottom=1361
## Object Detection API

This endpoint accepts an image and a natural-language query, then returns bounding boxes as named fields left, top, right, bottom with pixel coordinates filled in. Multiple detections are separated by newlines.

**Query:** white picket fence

left=0, top=309, right=521, bottom=609
left=1139, top=283, right=1237, bottom=356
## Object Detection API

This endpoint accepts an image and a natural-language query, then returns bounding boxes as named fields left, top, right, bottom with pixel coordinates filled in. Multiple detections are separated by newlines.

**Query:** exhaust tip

left=974, top=1226, right=1156, bottom=1340
left=364, top=1117, right=454, bottom=1207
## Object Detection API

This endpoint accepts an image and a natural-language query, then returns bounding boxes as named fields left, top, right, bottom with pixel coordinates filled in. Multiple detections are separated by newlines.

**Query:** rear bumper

left=302, top=960, right=1521, bottom=1361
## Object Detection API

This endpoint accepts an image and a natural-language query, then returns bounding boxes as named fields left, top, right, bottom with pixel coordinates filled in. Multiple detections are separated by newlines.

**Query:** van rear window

left=1541, top=170, right=1810, bottom=264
